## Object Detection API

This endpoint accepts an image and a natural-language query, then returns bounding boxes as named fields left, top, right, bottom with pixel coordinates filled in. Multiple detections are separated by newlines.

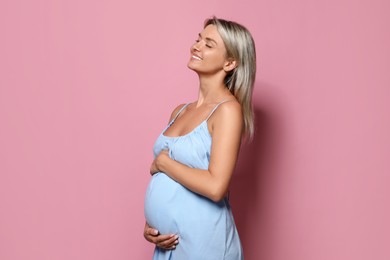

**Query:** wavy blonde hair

left=205, top=17, right=257, bottom=140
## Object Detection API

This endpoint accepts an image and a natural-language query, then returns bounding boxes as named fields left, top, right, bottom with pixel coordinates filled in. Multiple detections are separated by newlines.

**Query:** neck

left=195, top=74, right=231, bottom=107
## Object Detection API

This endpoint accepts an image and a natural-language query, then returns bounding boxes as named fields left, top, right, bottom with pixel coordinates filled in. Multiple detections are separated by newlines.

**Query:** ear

left=223, top=59, right=237, bottom=73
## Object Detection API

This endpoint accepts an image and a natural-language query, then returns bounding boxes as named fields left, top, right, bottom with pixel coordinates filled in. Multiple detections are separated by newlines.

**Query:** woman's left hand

left=150, top=149, right=170, bottom=175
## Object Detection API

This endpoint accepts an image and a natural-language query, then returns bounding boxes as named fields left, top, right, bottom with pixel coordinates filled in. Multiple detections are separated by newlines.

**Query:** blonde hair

left=204, top=17, right=257, bottom=140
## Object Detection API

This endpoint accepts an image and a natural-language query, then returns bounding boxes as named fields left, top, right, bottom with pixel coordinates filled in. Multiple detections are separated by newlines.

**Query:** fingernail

left=153, top=229, right=158, bottom=235
left=174, top=235, right=179, bottom=239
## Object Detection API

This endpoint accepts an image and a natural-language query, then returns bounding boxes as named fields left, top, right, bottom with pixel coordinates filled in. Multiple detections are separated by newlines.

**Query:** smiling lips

left=191, top=55, right=202, bottom=61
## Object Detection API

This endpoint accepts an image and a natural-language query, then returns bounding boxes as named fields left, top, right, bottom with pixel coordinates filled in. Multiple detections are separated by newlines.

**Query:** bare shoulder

left=209, top=100, right=243, bottom=133
left=168, top=103, right=188, bottom=123
left=213, top=100, right=242, bottom=122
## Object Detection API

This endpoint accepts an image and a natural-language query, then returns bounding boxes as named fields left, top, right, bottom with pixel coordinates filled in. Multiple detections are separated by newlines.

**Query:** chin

left=187, top=62, right=199, bottom=72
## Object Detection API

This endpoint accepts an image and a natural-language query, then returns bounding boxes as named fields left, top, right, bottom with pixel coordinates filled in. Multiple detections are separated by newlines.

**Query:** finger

left=157, top=234, right=179, bottom=248
left=147, top=227, right=159, bottom=236
left=154, top=233, right=175, bottom=243
left=158, top=238, right=179, bottom=250
left=150, top=162, right=156, bottom=175
left=161, top=237, right=179, bottom=249
left=144, top=232, right=160, bottom=243
left=145, top=232, right=173, bottom=244
left=162, top=243, right=178, bottom=250
left=144, top=225, right=159, bottom=243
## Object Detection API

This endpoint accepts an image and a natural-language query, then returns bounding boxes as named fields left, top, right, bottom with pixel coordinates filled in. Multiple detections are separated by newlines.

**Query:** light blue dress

left=144, top=101, right=243, bottom=260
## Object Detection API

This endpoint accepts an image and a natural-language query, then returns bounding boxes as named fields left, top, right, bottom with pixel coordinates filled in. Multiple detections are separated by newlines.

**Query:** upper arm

left=208, top=101, right=243, bottom=196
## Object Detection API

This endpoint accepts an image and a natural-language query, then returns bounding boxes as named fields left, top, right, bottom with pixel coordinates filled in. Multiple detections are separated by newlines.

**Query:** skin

left=144, top=24, right=243, bottom=250
left=144, top=222, right=178, bottom=250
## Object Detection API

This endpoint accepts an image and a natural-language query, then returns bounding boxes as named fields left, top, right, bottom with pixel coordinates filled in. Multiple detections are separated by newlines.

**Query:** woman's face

left=187, top=24, right=230, bottom=75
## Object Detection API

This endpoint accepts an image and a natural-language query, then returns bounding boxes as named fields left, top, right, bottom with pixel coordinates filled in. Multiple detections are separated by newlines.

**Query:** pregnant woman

left=144, top=17, right=256, bottom=260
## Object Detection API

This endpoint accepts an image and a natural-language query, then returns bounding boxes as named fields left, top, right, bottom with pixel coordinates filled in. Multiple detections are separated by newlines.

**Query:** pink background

left=1, top=0, right=389, bottom=259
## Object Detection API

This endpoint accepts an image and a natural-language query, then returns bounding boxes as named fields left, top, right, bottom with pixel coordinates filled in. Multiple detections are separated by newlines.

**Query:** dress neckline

left=161, top=99, right=234, bottom=139
left=161, top=120, right=209, bottom=139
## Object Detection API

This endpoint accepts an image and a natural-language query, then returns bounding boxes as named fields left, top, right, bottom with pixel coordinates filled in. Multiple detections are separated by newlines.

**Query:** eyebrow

left=199, top=33, right=218, bottom=45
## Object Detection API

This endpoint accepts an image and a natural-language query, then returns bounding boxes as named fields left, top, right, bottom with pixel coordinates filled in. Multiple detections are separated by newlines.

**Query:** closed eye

left=195, top=39, right=212, bottom=48
left=195, top=33, right=215, bottom=48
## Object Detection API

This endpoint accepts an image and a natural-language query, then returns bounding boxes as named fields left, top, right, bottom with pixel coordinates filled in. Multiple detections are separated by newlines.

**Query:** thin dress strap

left=168, top=103, right=190, bottom=126
left=205, top=99, right=235, bottom=121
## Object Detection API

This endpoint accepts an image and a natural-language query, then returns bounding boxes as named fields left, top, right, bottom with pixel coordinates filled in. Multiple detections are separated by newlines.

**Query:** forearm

left=157, top=157, right=228, bottom=202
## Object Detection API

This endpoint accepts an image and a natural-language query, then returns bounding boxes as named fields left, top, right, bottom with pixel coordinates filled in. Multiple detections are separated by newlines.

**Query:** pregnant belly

left=144, top=172, right=224, bottom=235
left=144, top=172, right=184, bottom=234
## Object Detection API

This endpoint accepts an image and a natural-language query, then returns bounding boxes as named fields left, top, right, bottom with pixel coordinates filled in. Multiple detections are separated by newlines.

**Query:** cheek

left=207, top=52, right=226, bottom=65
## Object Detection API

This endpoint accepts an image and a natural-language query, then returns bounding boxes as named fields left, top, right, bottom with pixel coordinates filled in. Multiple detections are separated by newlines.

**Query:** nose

left=191, top=41, right=201, bottom=52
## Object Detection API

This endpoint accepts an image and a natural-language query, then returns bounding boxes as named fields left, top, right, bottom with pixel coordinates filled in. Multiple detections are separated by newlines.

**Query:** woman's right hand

left=143, top=222, right=179, bottom=250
